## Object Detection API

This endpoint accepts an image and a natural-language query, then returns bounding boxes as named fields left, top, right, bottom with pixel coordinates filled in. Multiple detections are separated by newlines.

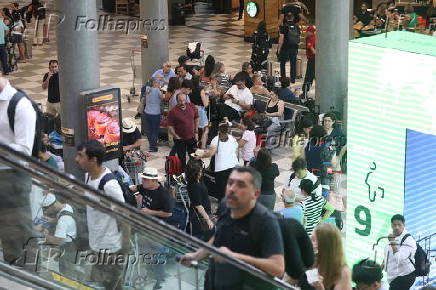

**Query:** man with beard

left=181, top=167, right=284, bottom=290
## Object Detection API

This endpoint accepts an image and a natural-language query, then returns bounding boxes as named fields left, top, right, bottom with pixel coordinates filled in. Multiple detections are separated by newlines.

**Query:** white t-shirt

left=283, top=171, right=322, bottom=200
left=85, top=168, right=125, bottom=253
left=225, top=85, right=253, bottom=112
left=241, top=130, right=256, bottom=162
left=211, top=135, right=239, bottom=172
left=55, top=204, right=76, bottom=243
left=12, top=20, right=23, bottom=35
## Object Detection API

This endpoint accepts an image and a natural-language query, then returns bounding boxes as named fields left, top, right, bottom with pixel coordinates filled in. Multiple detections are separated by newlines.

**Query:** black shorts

left=11, top=34, right=23, bottom=44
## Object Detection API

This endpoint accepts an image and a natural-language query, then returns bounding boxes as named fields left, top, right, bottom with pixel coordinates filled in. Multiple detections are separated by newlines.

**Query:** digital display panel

left=346, top=32, right=436, bottom=287
left=85, top=88, right=122, bottom=161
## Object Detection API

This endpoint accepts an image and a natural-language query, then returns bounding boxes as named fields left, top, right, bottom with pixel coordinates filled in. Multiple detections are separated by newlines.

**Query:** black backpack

left=400, top=234, right=431, bottom=277
left=286, top=23, right=300, bottom=47
left=58, top=209, right=89, bottom=251
left=245, top=204, right=315, bottom=289
left=98, top=173, right=137, bottom=208
left=7, top=90, right=43, bottom=158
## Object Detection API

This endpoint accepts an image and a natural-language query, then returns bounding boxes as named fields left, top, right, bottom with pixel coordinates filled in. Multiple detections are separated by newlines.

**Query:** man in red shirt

left=168, top=93, right=199, bottom=169
left=302, top=25, right=316, bottom=99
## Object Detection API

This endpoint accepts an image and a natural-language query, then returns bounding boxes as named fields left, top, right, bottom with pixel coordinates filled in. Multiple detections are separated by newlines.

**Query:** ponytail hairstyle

left=218, top=122, right=229, bottom=142
left=299, top=179, right=316, bottom=201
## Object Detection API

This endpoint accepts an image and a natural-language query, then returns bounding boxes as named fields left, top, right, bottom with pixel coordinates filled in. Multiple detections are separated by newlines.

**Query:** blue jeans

left=144, top=113, right=160, bottom=151
left=0, top=44, right=10, bottom=73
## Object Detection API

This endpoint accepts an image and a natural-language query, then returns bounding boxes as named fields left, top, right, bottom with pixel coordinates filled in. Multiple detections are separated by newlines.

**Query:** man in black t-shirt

left=42, top=60, right=60, bottom=116
left=182, top=167, right=284, bottom=290
left=121, top=118, right=142, bottom=152
left=277, top=13, right=300, bottom=82
left=130, top=167, right=174, bottom=218
left=130, top=167, right=174, bottom=289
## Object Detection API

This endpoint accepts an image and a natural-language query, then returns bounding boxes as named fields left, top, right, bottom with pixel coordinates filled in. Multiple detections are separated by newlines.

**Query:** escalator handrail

left=0, top=261, right=73, bottom=290
left=0, top=145, right=296, bottom=290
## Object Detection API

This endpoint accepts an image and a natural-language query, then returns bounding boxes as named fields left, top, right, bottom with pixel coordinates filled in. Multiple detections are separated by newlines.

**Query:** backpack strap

left=313, top=178, right=320, bottom=191
left=400, top=233, right=411, bottom=246
left=98, top=173, right=116, bottom=191
left=7, top=91, right=26, bottom=132
left=288, top=172, right=296, bottom=187
left=249, top=203, right=269, bottom=246
left=400, top=233, right=416, bottom=266
left=57, top=210, right=77, bottom=241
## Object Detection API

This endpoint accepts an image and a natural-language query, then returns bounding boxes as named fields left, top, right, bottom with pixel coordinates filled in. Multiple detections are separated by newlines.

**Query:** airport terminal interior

left=0, top=0, right=435, bottom=289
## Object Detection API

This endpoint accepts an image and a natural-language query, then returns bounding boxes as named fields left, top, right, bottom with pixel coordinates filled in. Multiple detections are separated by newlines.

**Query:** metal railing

left=0, top=145, right=296, bottom=289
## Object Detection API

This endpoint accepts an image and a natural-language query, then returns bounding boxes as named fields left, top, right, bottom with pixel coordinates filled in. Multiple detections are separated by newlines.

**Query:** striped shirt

left=300, top=195, right=327, bottom=236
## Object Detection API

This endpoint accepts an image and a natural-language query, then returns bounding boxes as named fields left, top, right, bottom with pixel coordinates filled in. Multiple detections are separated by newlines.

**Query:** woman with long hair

left=195, top=122, right=239, bottom=200
left=185, top=159, right=214, bottom=240
left=211, top=62, right=231, bottom=87
left=164, top=77, right=181, bottom=102
left=292, top=117, right=313, bottom=159
left=202, top=55, right=216, bottom=82
left=251, top=21, right=271, bottom=72
left=250, top=148, right=280, bottom=210
left=310, top=223, right=352, bottom=290
left=265, top=89, right=285, bottom=149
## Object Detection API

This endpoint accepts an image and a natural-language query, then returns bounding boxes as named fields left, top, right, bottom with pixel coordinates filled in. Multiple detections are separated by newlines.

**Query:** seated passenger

left=221, top=74, right=253, bottom=122
left=250, top=74, right=270, bottom=96
left=264, top=89, right=284, bottom=149
left=233, top=62, right=254, bottom=88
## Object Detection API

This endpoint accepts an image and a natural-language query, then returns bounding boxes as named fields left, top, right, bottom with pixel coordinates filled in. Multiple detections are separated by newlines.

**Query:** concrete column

left=315, top=0, right=350, bottom=117
left=56, top=0, right=100, bottom=177
left=140, top=0, right=170, bottom=84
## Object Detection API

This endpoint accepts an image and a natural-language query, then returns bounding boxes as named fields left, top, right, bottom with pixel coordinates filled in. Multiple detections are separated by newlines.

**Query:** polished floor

left=3, top=5, right=328, bottom=211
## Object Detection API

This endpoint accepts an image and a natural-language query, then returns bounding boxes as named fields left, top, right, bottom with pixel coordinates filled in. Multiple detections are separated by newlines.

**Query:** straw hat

left=122, top=118, right=136, bottom=133
left=138, top=167, right=160, bottom=180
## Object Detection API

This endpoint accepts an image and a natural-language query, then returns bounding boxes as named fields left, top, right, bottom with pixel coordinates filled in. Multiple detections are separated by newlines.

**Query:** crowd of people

left=0, top=0, right=49, bottom=75
left=0, top=1, right=430, bottom=290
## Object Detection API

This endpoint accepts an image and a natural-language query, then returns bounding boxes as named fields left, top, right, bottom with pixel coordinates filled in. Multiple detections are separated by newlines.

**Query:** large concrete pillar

left=56, top=0, right=100, bottom=177
left=315, top=0, right=350, bottom=117
left=140, top=0, right=170, bottom=84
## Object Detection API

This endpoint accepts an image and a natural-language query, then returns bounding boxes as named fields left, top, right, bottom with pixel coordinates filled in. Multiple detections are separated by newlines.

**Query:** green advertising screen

left=346, top=32, right=436, bottom=275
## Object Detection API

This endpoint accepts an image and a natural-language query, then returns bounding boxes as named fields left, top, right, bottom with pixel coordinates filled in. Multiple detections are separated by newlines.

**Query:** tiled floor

left=4, top=2, right=326, bottom=212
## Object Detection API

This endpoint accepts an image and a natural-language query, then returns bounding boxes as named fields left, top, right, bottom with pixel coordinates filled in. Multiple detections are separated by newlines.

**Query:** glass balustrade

left=0, top=145, right=295, bottom=290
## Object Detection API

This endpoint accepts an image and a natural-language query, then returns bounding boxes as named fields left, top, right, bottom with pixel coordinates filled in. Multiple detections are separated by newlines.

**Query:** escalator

left=0, top=145, right=295, bottom=290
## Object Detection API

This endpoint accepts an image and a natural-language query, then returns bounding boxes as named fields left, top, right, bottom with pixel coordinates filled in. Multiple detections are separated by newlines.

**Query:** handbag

left=203, top=139, right=219, bottom=198
left=192, top=208, right=210, bottom=231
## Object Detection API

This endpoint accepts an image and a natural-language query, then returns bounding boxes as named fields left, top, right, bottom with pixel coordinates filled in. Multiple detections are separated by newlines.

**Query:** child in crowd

left=239, top=117, right=256, bottom=165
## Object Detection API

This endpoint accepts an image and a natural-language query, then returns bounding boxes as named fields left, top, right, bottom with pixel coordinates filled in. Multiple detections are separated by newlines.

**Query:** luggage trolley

left=125, top=48, right=141, bottom=103
left=186, top=42, right=204, bottom=66
left=124, top=149, right=147, bottom=185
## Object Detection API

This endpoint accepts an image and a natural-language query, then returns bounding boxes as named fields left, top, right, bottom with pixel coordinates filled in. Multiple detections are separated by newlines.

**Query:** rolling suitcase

left=296, top=57, right=303, bottom=79
left=24, top=36, right=32, bottom=59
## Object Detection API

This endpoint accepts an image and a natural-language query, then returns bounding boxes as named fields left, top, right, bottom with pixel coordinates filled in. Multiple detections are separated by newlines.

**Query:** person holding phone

left=42, top=60, right=60, bottom=116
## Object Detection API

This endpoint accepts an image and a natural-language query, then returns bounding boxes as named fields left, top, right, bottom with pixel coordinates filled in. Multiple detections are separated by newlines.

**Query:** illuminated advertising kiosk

left=82, top=87, right=122, bottom=161
left=347, top=31, right=436, bottom=287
